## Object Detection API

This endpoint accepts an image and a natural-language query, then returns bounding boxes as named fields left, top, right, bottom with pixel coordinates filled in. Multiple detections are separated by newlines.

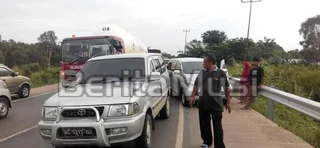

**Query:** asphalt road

left=0, top=92, right=198, bottom=148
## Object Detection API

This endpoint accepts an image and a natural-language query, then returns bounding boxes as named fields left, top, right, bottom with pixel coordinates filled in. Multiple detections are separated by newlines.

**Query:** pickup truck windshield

left=78, top=58, right=146, bottom=84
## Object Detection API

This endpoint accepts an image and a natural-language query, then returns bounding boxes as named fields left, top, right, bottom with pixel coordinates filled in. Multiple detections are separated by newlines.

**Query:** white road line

left=0, top=125, right=38, bottom=143
left=12, top=91, right=58, bottom=103
left=175, top=103, right=184, bottom=148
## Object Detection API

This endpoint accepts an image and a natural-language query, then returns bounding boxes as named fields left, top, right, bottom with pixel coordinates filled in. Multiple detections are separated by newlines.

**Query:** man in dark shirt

left=241, top=56, right=264, bottom=110
left=189, top=53, right=231, bottom=148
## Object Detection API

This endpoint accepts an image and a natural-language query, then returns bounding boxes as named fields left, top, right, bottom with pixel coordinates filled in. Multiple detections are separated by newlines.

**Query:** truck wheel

left=160, top=96, right=170, bottom=119
left=135, top=113, right=153, bottom=148
left=19, top=84, right=30, bottom=98
left=0, top=97, right=9, bottom=119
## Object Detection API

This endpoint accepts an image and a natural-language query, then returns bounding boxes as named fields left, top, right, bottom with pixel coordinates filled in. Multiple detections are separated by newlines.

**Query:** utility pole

left=241, top=0, right=261, bottom=61
left=183, top=29, right=190, bottom=54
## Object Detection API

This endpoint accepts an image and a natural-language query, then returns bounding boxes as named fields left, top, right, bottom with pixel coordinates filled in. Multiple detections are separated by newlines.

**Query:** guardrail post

left=267, top=99, right=274, bottom=120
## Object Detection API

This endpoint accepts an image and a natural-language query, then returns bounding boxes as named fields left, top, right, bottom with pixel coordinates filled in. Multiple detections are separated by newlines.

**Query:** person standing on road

left=239, top=61, right=251, bottom=104
left=167, top=62, right=172, bottom=70
left=189, top=53, right=231, bottom=148
left=241, top=57, right=264, bottom=110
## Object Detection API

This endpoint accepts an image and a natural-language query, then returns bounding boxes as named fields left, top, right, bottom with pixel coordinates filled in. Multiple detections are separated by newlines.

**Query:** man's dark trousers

left=199, top=109, right=225, bottom=148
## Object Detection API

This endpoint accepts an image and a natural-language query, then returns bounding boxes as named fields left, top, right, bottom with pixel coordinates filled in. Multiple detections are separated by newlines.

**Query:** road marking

left=175, top=103, right=184, bottom=148
left=12, top=91, right=58, bottom=103
left=0, top=125, right=38, bottom=143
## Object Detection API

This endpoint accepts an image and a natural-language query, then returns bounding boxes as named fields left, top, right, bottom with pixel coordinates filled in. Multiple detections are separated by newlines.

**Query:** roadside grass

left=228, top=63, right=320, bottom=148
left=12, top=63, right=60, bottom=88
left=30, top=67, right=60, bottom=88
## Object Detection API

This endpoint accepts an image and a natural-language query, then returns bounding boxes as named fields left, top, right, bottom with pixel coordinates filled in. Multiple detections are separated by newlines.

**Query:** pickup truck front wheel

left=0, top=97, right=9, bottom=119
left=135, top=113, right=153, bottom=148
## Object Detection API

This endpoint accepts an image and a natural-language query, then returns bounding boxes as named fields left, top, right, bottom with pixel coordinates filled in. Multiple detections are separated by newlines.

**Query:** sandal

left=201, top=144, right=209, bottom=148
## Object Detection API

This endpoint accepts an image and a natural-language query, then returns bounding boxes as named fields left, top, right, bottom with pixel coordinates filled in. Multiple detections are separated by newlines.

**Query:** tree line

left=1, top=14, right=319, bottom=69
left=162, top=15, right=320, bottom=66
left=0, top=31, right=61, bottom=69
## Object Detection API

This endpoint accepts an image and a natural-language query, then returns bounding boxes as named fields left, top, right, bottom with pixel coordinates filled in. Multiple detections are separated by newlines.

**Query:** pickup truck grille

left=61, top=107, right=104, bottom=118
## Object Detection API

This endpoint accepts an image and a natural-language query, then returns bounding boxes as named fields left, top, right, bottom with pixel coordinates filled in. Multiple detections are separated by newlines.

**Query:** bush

left=30, top=67, right=60, bottom=88
left=11, top=63, right=41, bottom=77
left=10, top=63, right=60, bottom=88
left=11, top=65, right=23, bottom=75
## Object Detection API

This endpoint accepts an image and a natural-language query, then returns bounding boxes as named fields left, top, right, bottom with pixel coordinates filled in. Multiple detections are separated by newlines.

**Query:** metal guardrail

left=229, top=77, right=320, bottom=121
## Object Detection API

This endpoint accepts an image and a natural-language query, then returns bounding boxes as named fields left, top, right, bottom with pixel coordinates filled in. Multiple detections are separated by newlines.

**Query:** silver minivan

left=168, top=58, right=232, bottom=107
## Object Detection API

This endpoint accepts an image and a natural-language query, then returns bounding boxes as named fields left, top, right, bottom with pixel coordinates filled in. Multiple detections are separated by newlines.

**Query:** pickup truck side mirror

left=11, top=72, right=19, bottom=76
left=149, top=72, right=161, bottom=81
left=113, top=40, right=123, bottom=52
left=173, top=70, right=181, bottom=74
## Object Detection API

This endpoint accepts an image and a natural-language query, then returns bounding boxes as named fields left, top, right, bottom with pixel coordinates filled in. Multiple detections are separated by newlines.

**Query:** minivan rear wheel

left=19, top=84, right=30, bottom=98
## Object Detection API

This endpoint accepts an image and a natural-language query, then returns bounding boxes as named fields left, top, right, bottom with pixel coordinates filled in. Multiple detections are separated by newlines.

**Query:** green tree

left=287, top=49, right=301, bottom=59
left=185, top=40, right=207, bottom=57
left=201, top=30, right=227, bottom=46
left=37, top=31, right=58, bottom=68
left=299, top=15, right=320, bottom=49
left=0, top=50, right=4, bottom=63
left=299, top=15, right=320, bottom=63
left=225, top=38, right=255, bottom=62
left=162, top=52, right=176, bottom=59
left=255, top=37, right=286, bottom=60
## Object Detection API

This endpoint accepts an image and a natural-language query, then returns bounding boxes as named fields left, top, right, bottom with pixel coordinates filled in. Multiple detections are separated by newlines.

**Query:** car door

left=220, top=59, right=228, bottom=76
left=219, top=59, right=232, bottom=91
left=0, top=67, right=19, bottom=93
left=157, top=55, right=170, bottom=95
left=146, top=57, right=161, bottom=110
left=173, top=61, right=184, bottom=95
left=151, top=56, right=164, bottom=96
left=170, top=60, right=180, bottom=96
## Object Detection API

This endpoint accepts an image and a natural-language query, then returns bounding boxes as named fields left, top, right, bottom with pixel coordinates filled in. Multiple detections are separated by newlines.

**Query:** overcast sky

left=0, top=0, right=319, bottom=55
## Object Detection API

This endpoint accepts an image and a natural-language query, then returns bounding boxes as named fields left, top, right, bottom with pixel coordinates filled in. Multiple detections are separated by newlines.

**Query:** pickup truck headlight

left=42, top=107, right=58, bottom=120
left=108, top=103, right=140, bottom=117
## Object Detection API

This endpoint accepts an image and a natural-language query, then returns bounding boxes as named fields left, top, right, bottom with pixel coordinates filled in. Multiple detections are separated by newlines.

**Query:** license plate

left=60, top=128, right=95, bottom=137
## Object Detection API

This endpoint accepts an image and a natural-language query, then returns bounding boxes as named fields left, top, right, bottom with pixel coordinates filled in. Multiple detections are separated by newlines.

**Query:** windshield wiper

left=91, top=50, right=105, bottom=58
left=69, top=56, right=82, bottom=64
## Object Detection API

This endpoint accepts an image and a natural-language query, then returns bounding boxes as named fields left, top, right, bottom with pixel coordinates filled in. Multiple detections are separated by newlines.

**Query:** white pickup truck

left=38, top=53, right=171, bottom=148
left=0, top=80, right=12, bottom=119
